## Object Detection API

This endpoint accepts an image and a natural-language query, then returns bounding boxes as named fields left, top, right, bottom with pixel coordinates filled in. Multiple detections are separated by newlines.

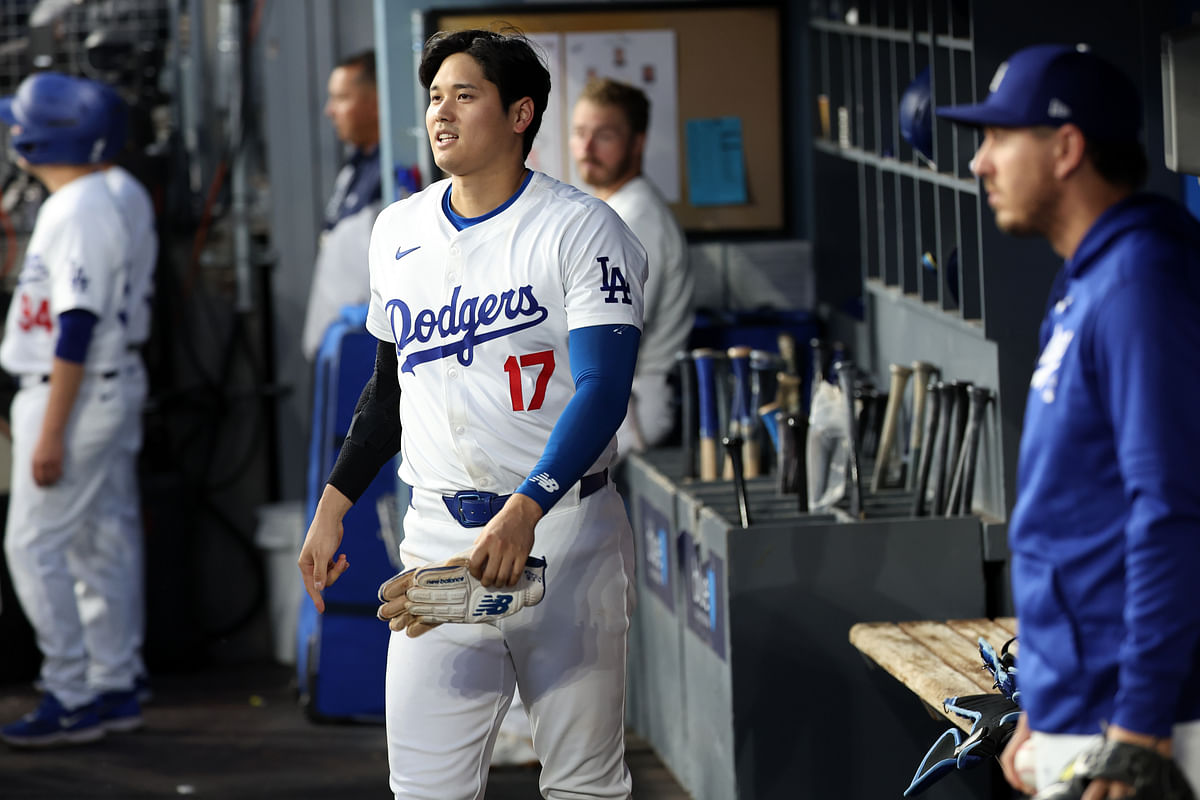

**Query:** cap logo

left=989, top=62, right=1008, bottom=93
left=1047, top=98, right=1071, bottom=119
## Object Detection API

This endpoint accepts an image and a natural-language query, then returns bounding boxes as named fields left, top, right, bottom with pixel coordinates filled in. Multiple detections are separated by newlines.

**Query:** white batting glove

left=377, top=554, right=547, bottom=638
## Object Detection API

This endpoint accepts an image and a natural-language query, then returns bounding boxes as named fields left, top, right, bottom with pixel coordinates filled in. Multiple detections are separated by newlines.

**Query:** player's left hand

left=377, top=553, right=547, bottom=637
left=31, top=431, right=64, bottom=486
left=468, top=493, right=543, bottom=587
left=1076, top=726, right=1173, bottom=800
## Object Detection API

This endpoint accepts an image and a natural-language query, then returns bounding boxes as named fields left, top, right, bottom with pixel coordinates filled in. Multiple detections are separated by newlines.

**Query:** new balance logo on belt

left=474, top=595, right=514, bottom=616
left=531, top=472, right=559, bottom=493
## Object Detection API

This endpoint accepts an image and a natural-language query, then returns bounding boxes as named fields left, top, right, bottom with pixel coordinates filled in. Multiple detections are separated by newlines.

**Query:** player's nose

left=970, top=137, right=993, bottom=177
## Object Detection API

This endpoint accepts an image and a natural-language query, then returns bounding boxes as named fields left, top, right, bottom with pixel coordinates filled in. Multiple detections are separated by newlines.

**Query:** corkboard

left=427, top=3, right=785, bottom=233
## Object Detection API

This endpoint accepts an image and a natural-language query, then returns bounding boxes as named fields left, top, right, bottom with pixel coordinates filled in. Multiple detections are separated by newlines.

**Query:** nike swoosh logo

left=395, top=246, right=421, bottom=260
left=59, top=714, right=88, bottom=728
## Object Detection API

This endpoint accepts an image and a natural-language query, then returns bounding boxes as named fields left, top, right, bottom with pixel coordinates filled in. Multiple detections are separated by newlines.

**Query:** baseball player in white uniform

left=299, top=29, right=647, bottom=800
left=571, top=77, right=693, bottom=455
left=0, top=72, right=142, bottom=747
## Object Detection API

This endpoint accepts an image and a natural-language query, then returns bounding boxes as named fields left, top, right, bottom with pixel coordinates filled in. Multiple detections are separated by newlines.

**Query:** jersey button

left=447, top=368, right=458, bottom=379
left=447, top=272, right=457, bottom=282
left=454, top=425, right=465, bottom=435
left=449, top=246, right=460, bottom=256
left=479, top=477, right=491, bottom=487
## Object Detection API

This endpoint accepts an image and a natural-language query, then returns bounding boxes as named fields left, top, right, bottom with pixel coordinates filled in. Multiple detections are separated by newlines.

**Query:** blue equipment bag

left=296, top=305, right=402, bottom=722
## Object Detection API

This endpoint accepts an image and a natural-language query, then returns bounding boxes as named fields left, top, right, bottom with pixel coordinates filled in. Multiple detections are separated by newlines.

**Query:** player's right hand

left=469, top=493, right=542, bottom=588
left=1000, top=711, right=1035, bottom=795
left=32, top=430, right=65, bottom=486
left=298, top=485, right=354, bottom=613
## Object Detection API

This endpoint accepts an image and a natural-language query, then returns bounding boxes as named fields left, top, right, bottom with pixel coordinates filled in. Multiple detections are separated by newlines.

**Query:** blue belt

left=442, top=469, right=609, bottom=528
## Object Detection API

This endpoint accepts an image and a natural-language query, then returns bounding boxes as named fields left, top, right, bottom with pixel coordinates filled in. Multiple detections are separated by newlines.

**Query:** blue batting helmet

left=0, top=72, right=112, bottom=165
left=91, top=80, right=129, bottom=162
left=899, top=66, right=934, bottom=163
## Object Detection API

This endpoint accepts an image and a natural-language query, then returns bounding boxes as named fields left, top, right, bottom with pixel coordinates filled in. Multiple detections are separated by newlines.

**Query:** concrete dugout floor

left=0, top=663, right=690, bottom=799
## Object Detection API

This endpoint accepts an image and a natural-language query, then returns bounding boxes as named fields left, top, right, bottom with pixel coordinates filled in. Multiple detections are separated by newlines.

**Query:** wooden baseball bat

left=870, top=363, right=913, bottom=493
left=675, top=350, right=698, bottom=480
left=777, top=332, right=799, bottom=376
left=942, top=380, right=972, bottom=510
left=910, top=376, right=942, bottom=516
left=777, top=372, right=803, bottom=418
left=726, top=346, right=759, bottom=479
left=691, top=348, right=720, bottom=481
left=957, top=387, right=994, bottom=516
left=945, top=385, right=993, bottom=516
left=926, top=381, right=958, bottom=515
left=905, top=361, right=938, bottom=491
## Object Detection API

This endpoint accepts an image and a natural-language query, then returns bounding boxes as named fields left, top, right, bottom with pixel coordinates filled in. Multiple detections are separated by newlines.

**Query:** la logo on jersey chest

left=386, top=284, right=548, bottom=374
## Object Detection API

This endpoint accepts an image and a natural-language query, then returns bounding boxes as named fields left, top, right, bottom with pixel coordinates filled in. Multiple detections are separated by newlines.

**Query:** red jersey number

left=18, top=295, right=52, bottom=332
left=504, top=350, right=556, bottom=411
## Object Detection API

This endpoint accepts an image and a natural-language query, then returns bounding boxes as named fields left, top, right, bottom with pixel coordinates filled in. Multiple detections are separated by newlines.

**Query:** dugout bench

left=848, top=617, right=1019, bottom=734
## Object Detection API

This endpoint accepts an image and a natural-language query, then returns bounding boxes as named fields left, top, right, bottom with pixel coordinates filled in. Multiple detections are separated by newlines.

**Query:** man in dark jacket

left=939, top=45, right=1200, bottom=798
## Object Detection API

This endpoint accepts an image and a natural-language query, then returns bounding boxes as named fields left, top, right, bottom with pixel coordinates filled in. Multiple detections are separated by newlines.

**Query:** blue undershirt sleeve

left=514, top=324, right=641, bottom=512
left=55, top=309, right=99, bottom=364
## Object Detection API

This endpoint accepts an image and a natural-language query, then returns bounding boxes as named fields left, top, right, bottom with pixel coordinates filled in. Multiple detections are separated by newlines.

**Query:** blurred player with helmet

left=0, top=71, right=142, bottom=747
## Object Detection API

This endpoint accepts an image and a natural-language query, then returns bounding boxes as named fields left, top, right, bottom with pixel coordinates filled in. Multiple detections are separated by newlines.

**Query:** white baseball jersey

left=365, top=170, right=647, bottom=496
left=604, top=175, right=693, bottom=377
left=104, top=165, right=157, bottom=346
left=301, top=198, right=381, bottom=360
left=0, top=171, right=130, bottom=375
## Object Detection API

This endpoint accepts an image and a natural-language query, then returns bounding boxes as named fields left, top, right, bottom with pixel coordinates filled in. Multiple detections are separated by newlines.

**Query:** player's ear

left=511, top=97, right=535, bottom=135
left=1052, top=124, right=1086, bottom=181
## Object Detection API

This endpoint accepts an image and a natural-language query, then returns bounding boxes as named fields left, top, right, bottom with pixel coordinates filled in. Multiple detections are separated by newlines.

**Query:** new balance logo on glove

left=376, top=554, right=548, bottom=637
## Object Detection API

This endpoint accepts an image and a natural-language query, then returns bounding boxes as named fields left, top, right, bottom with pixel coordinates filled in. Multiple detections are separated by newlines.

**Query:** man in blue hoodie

left=939, top=46, right=1200, bottom=798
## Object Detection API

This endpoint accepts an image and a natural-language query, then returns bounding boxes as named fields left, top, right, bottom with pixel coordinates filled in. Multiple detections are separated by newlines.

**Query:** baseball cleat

left=0, top=693, right=105, bottom=748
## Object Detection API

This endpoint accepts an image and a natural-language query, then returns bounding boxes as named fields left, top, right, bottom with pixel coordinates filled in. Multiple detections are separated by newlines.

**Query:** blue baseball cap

left=936, top=44, right=1141, bottom=141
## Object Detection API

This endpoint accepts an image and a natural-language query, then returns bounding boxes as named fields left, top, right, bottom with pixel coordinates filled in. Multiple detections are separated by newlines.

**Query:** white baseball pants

left=387, top=481, right=635, bottom=800
left=78, top=354, right=147, bottom=682
left=4, top=372, right=138, bottom=709
left=1030, top=720, right=1200, bottom=791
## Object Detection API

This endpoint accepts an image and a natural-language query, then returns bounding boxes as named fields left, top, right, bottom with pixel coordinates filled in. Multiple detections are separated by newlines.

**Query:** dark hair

left=419, top=29, right=550, bottom=158
left=578, top=77, right=649, bottom=135
left=1085, top=137, right=1147, bottom=191
left=338, top=50, right=376, bottom=87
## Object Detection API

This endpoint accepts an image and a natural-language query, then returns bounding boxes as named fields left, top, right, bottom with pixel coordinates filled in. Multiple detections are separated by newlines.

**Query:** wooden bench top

left=849, top=618, right=1018, bottom=732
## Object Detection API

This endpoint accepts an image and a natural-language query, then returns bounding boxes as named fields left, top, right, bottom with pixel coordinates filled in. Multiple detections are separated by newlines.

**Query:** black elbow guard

left=327, top=340, right=402, bottom=502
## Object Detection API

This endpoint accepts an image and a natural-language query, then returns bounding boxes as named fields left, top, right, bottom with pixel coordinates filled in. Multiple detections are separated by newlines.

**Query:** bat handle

left=910, top=377, right=942, bottom=516
left=942, top=381, right=973, bottom=513
left=778, top=333, right=798, bottom=376
left=951, top=386, right=994, bottom=516
left=871, top=363, right=913, bottom=494
left=724, top=435, right=752, bottom=529
left=906, top=361, right=937, bottom=491
left=787, top=414, right=809, bottom=513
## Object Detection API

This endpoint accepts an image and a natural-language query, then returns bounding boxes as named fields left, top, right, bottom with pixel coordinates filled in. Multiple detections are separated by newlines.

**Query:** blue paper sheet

left=686, top=117, right=748, bottom=207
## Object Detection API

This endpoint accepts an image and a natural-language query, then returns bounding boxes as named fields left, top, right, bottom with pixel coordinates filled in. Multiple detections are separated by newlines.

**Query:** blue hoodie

left=1009, top=193, right=1200, bottom=738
